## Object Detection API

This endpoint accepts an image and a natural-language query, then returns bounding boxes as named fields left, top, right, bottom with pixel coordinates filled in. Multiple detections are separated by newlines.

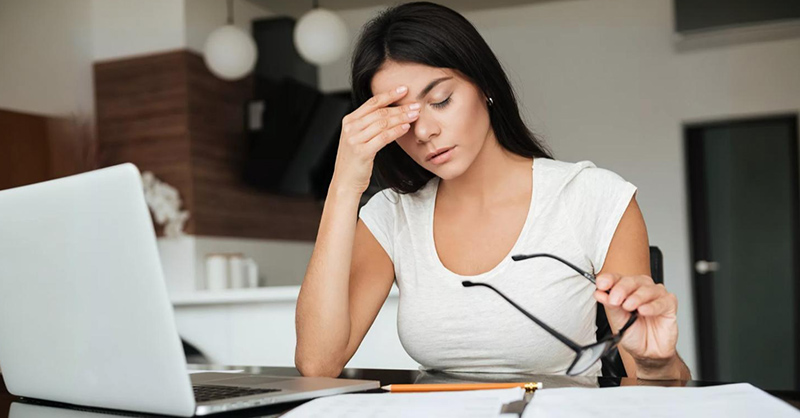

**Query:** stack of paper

left=281, top=387, right=525, bottom=418
left=522, top=383, right=800, bottom=418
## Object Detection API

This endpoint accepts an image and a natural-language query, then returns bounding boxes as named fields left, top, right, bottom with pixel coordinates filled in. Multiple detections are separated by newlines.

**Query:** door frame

left=684, top=113, right=800, bottom=386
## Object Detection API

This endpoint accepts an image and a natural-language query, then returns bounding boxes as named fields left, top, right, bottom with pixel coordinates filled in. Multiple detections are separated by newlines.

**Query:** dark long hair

left=351, top=1, right=552, bottom=194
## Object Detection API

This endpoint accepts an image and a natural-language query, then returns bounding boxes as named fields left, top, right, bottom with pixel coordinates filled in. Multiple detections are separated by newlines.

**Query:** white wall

left=184, top=0, right=273, bottom=54
left=317, top=5, right=384, bottom=90
left=318, top=0, right=800, bottom=378
left=92, top=0, right=273, bottom=62
left=0, top=0, right=272, bottom=116
left=0, top=0, right=94, bottom=117
left=91, top=0, right=186, bottom=62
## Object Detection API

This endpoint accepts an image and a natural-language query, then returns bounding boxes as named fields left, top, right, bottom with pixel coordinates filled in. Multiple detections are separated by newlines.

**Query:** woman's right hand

left=330, top=85, right=421, bottom=195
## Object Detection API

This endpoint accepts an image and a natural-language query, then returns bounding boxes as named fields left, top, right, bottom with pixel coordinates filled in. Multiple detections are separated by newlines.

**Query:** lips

left=426, top=146, right=455, bottom=161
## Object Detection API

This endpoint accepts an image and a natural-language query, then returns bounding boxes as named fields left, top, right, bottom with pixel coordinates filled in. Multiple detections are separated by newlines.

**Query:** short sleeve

left=560, top=163, right=638, bottom=273
left=358, top=189, right=399, bottom=263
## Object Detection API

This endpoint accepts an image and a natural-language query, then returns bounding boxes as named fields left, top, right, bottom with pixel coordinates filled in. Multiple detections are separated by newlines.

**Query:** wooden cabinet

left=94, top=50, right=322, bottom=241
left=0, top=109, right=50, bottom=191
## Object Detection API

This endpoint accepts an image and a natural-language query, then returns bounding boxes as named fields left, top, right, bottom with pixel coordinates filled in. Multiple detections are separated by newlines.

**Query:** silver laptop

left=0, top=164, right=379, bottom=416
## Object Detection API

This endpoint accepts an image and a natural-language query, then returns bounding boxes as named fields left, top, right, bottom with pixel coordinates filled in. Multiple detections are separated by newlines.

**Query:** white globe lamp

left=293, top=8, right=349, bottom=66
left=203, top=25, right=257, bottom=81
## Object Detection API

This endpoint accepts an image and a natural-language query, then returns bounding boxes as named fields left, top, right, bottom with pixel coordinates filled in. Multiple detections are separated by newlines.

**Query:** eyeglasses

left=461, top=253, right=638, bottom=376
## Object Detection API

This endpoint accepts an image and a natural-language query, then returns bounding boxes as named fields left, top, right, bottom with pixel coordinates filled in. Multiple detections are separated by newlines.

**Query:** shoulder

left=358, top=179, right=436, bottom=261
left=359, top=178, right=438, bottom=222
left=536, top=159, right=639, bottom=271
left=536, top=158, right=622, bottom=182
left=362, top=178, right=438, bottom=210
left=535, top=158, right=633, bottom=197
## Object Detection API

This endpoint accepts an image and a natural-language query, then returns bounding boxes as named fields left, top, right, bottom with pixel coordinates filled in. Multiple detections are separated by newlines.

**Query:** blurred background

left=1, top=0, right=798, bottom=390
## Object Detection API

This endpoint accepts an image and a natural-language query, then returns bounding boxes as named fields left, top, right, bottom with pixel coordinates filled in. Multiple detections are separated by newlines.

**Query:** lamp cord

left=226, top=0, right=234, bottom=25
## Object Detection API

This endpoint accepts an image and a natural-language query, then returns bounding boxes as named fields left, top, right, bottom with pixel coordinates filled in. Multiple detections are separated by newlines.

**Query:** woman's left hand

left=593, top=273, right=679, bottom=366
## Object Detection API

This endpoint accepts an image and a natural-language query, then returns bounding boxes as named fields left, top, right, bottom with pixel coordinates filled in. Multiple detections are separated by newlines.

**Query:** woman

left=295, top=1, right=690, bottom=379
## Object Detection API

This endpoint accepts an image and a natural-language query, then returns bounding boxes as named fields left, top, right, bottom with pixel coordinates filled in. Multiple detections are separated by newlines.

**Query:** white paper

left=281, top=387, right=525, bottom=418
left=522, top=383, right=800, bottom=418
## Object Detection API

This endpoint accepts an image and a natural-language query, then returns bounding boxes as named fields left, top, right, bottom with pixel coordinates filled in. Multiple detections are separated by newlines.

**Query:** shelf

left=171, top=285, right=400, bottom=307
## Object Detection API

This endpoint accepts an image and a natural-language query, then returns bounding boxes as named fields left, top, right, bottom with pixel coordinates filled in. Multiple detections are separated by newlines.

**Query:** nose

left=413, top=111, right=440, bottom=144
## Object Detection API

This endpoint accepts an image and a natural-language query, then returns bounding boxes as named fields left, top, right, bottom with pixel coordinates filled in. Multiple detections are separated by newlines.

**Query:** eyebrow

left=416, top=76, right=453, bottom=100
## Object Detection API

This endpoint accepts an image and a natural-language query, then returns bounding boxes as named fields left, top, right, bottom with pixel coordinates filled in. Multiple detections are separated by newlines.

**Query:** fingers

left=594, top=289, right=610, bottom=305
left=594, top=273, right=677, bottom=316
left=332, top=86, right=416, bottom=194
left=595, top=272, right=621, bottom=292
left=352, top=107, right=420, bottom=144
left=364, top=123, right=412, bottom=155
left=346, top=85, right=409, bottom=122
left=621, top=284, right=666, bottom=311
left=607, top=276, right=644, bottom=307
left=606, top=275, right=652, bottom=307
left=349, top=102, right=421, bottom=135
left=638, top=292, right=678, bottom=316
left=340, top=85, right=420, bottom=156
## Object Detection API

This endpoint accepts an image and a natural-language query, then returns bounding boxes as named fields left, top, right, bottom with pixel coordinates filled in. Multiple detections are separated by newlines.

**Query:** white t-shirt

left=358, top=158, right=637, bottom=375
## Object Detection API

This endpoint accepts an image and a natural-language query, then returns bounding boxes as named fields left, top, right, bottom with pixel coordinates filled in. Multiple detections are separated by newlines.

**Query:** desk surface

left=2, top=366, right=799, bottom=417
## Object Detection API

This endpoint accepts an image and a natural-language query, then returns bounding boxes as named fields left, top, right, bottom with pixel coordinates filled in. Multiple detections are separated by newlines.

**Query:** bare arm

left=598, top=197, right=691, bottom=380
left=294, top=188, right=395, bottom=377
left=294, top=85, right=419, bottom=377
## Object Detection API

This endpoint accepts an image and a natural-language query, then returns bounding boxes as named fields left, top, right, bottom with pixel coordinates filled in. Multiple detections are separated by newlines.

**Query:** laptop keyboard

left=193, top=385, right=281, bottom=402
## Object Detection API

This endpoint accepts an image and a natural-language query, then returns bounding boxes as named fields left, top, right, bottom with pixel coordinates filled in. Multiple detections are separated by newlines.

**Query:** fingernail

left=610, top=295, right=620, bottom=306
left=401, top=123, right=410, bottom=130
left=409, top=103, right=420, bottom=110
left=396, top=86, right=407, bottom=93
left=407, top=111, right=419, bottom=118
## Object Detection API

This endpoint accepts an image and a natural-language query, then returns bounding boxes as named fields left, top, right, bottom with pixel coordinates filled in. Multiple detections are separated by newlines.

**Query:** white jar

left=204, top=254, right=231, bottom=291
left=228, top=254, right=247, bottom=289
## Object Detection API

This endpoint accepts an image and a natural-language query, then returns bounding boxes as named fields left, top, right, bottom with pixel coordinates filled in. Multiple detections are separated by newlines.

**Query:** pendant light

left=293, top=0, right=349, bottom=65
left=203, top=0, right=258, bottom=80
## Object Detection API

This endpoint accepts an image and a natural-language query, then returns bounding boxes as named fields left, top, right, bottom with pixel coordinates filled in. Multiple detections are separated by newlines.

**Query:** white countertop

left=171, top=285, right=400, bottom=306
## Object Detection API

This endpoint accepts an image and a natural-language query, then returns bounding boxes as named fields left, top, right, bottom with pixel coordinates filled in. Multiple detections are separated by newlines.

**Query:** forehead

left=370, top=61, right=457, bottom=99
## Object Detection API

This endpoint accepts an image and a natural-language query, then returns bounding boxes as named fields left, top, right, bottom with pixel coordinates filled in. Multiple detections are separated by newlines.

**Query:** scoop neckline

left=427, top=158, right=538, bottom=281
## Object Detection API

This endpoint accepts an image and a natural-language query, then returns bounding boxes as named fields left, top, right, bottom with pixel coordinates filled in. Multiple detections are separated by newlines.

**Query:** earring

left=487, top=97, right=494, bottom=107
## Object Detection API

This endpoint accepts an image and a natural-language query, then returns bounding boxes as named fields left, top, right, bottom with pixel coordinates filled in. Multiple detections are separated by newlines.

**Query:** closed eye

left=431, top=96, right=452, bottom=110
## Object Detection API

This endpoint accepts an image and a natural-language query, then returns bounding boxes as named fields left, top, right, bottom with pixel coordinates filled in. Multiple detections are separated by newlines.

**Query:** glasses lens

left=568, top=341, right=611, bottom=375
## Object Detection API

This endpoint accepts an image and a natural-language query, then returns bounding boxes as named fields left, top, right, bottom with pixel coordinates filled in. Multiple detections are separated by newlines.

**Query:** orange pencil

left=381, top=382, right=542, bottom=393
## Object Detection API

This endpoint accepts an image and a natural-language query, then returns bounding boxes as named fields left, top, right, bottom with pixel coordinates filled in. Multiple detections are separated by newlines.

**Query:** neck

left=438, top=132, right=533, bottom=207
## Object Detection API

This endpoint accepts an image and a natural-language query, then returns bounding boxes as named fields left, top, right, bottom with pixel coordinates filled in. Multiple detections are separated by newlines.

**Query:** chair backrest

left=649, top=246, right=664, bottom=285
left=597, top=246, right=663, bottom=377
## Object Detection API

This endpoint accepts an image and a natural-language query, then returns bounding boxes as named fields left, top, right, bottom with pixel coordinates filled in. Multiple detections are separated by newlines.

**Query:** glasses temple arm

left=462, top=281, right=583, bottom=352
left=511, top=252, right=631, bottom=320
left=618, top=311, right=638, bottom=334
left=511, top=253, right=596, bottom=284
left=514, top=252, right=640, bottom=333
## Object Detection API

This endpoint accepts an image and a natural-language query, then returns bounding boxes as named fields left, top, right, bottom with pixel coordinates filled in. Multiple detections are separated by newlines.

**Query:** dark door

left=686, top=114, right=799, bottom=390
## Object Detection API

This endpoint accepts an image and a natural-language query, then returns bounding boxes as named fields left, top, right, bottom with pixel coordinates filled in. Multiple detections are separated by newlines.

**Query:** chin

left=425, top=159, right=469, bottom=181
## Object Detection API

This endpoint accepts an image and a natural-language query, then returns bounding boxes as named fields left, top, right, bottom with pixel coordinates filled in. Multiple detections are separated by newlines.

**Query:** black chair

left=597, top=246, right=663, bottom=377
